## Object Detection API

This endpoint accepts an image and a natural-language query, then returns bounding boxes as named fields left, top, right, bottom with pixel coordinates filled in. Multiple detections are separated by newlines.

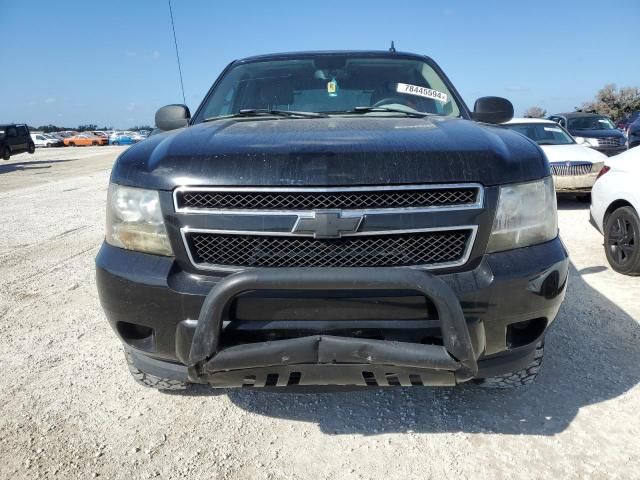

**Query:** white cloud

left=152, top=51, right=161, bottom=59
left=45, top=97, right=56, bottom=104
left=126, top=102, right=136, bottom=112
left=125, top=51, right=137, bottom=57
left=28, top=100, right=37, bottom=106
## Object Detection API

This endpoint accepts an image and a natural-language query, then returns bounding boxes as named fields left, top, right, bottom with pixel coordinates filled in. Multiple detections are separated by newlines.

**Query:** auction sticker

left=397, top=83, right=448, bottom=103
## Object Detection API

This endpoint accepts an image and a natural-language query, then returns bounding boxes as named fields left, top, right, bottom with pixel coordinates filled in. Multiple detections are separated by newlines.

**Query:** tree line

left=524, top=84, right=640, bottom=120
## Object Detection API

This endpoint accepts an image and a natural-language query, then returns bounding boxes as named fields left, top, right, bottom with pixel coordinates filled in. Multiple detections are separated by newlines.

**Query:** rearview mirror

left=155, top=104, right=191, bottom=131
left=472, top=96, right=514, bottom=124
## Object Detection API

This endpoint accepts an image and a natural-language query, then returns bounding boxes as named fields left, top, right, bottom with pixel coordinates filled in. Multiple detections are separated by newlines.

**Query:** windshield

left=194, top=55, right=462, bottom=122
left=568, top=116, right=616, bottom=130
left=504, top=123, right=574, bottom=145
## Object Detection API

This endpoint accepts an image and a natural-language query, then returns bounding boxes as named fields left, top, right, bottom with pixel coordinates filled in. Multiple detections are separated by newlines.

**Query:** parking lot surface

left=0, top=147, right=639, bottom=479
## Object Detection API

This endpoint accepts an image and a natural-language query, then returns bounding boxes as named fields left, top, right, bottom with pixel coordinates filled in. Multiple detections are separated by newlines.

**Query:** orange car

left=63, top=133, right=108, bottom=146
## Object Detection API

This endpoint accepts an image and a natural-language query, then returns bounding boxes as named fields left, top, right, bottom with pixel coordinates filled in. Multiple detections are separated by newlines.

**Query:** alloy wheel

left=607, top=215, right=636, bottom=266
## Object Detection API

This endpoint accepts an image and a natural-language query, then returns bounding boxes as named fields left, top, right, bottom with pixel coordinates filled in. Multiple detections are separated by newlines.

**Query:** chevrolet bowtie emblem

left=292, top=211, right=363, bottom=238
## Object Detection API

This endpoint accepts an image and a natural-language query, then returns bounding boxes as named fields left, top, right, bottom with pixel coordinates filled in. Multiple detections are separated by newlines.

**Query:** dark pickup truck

left=1, top=124, right=36, bottom=160
left=96, top=50, right=568, bottom=391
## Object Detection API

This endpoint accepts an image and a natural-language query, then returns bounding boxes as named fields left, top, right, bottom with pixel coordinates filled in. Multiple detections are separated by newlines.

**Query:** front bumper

left=96, top=237, right=569, bottom=387
left=553, top=172, right=597, bottom=194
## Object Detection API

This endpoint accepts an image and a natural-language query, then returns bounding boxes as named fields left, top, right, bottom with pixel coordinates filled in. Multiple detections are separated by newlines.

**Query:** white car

left=590, top=147, right=640, bottom=275
left=30, top=132, right=62, bottom=148
left=503, top=118, right=607, bottom=201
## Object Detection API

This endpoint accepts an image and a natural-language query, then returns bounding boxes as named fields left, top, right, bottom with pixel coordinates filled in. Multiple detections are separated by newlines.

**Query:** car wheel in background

left=576, top=194, right=591, bottom=203
left=69, top=142, right=75, bottom=147
left=113, top=141, right=119, bottom=145
left=604, top=206, right=640, bottom=276
left=28, top=142, right=35, bottom=154
left=92, top=141, right=98, bottom=146
left=2, top=146, right=10, bottom=160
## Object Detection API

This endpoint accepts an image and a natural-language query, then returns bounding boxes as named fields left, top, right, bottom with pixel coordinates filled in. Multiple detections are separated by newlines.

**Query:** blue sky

left=1, top=0, right=639, bottom=127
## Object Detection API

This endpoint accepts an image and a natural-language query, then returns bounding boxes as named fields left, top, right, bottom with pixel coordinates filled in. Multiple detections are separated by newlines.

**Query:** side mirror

left=155, top=104, right=191, bottom=131
left=472, top=96, right=514, bottom=124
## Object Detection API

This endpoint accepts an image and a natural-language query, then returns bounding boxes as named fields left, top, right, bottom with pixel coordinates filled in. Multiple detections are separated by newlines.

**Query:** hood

left=540, top=144, right=607, bottom=164
left=110, top=116, right=549, bottom=190
left=568, top=128, right=624, bottom=139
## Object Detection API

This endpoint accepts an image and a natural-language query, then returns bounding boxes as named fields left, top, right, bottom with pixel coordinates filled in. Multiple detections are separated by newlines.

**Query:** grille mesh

left=177, top=187, right=478, bottom=211
left=550, top=163, right=592, bottom=176
left=597, top=137, right=622, bottom=147
left=187, top=230, right=471, bottom=268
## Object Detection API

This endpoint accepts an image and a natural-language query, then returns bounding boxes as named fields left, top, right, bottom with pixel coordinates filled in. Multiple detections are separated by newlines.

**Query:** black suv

left=548, top=112, right=626, bottom=156
left=96, top=51, right=568, bottom=391
left=1, top=124, right=36, bottom=160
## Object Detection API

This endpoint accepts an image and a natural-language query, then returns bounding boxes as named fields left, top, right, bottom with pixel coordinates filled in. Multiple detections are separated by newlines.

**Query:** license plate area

left=222, top=290, right=441, bottom=348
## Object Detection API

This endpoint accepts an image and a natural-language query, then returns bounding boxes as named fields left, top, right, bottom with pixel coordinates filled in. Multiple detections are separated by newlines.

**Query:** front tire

left=476, top=342, right=544, bottom=388
left=27, top=142, right=35, bottom=154
left=2, top=146, right=10, bottom=160
left=124, top=350, right=189, bottom=391
left=604, top=206, right=640, bottom=275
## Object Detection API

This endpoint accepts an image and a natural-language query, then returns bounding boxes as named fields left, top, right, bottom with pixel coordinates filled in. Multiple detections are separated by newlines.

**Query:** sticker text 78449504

left=396, top=83, right=448, bottom=103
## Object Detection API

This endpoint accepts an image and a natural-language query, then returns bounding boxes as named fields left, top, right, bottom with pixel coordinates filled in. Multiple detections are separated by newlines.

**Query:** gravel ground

left=1, top=147, right=639, bottom=479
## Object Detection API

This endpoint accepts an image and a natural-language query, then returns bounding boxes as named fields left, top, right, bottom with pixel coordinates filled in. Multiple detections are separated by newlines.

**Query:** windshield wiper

left=204, top=109, right=327, bottom=122
left=342, top=106, right=433, bottom=118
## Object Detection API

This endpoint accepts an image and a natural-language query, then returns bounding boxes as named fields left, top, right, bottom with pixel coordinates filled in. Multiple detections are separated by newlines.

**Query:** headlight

left=106, top=184, right=173, bottom=256
left=575, top=136, right=599, bottom=147
left=487, top=177, right=558, bottom=253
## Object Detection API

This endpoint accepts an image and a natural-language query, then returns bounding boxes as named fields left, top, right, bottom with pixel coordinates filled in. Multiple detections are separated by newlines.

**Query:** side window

left=7, top=127, right=17, bottom=137
left=17, top=126, right=28, bottom=136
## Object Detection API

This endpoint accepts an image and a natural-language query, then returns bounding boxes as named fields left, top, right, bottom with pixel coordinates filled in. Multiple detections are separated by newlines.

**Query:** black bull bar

left=187, top=268, right=482, bottom=387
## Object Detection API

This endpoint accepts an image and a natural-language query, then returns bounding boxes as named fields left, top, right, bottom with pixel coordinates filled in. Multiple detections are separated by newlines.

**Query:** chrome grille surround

left=174, top=184, right=483, bottom=214
left=183, top=227, right=477, bottom=271
left=175, top=184, right=484, bottom=272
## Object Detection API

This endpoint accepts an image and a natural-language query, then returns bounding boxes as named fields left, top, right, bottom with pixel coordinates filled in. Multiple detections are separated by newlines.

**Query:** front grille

left=186, top=230, right=471, bottom=269
left=176, top=186, right=479, bottom=211
left=550, top=162, right=592, bottom=176
left=597, top=137, right=623, bottom=148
